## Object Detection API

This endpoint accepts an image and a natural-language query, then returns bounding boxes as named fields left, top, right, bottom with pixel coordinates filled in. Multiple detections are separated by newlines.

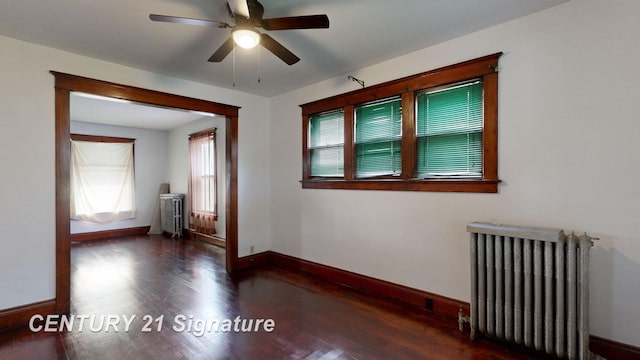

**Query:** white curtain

left=70, top=140, right=136, bottom=223
left=189, top=130, right=217, bottom=235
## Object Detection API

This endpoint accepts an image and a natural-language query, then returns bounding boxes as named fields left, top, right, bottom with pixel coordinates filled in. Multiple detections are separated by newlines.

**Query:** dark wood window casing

left=300, top=53, right=502, bottom=193
left=70, top=134, right=135, bottom=143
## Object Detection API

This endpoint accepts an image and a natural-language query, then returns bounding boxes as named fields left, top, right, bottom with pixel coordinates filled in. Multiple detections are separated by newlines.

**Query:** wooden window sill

left=300, top=178, right=500, bottom=193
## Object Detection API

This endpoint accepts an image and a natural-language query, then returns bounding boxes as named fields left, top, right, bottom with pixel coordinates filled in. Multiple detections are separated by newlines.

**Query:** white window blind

left=309, top=110, right=344, bottom=177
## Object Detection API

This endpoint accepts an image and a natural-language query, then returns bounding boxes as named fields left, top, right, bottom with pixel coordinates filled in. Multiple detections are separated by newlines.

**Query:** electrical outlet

left=425, top=297, right=434, bottom=310
left=250, top=245, right=255, bottom=254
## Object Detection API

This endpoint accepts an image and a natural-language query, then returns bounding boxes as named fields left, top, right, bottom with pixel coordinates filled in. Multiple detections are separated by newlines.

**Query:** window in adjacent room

left=188, top=129, right=217, bottom=235
left=70, top=134, right=136, bottom=223
left=300, top=52, right=501, bottom=193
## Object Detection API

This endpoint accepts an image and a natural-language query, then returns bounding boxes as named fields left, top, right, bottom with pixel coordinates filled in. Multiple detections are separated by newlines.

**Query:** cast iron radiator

left=462, top=222, right=596, bottom=360
left=160, top=193, right=184, bottom=238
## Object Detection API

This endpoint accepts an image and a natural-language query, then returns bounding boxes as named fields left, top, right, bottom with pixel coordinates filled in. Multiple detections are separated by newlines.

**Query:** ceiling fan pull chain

left=258, top=46, right=261, bottom=84
left=232, top=43, right=236, bottom=87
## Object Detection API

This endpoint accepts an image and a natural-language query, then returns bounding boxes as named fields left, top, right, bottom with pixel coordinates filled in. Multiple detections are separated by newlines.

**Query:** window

left=309, top=110, right=344, bottom=177
left=188, top=129, right=217, bottom=235
left=301, top=53, right=501, bottom=193
left=416, top=80, right=483, bottom=178
left=355, top=97, right=402, bottom=178
left=70, top=134, right=136, bottom=223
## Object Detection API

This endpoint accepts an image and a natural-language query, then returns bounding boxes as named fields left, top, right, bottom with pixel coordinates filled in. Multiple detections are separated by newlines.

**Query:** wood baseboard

left=266, top=251, right=467, bottom=318
left=0, top=299, right=56, bottom=330
left=70, top=226, right=151, bottom=243
left=590, top=335, right=640, bottom=360
left=184, top=229, right=226, bottom=248
left=235, top=252, right=272, bottom=271
left=262, top=251, right=640, bottom=359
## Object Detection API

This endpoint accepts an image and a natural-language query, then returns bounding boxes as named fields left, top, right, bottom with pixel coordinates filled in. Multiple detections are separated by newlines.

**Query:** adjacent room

left=0, top=0, right=639, bottom=359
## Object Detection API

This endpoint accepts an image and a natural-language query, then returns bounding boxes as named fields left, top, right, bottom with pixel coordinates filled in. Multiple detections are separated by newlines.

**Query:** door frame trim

left=52, top=71, right=240, bottom=314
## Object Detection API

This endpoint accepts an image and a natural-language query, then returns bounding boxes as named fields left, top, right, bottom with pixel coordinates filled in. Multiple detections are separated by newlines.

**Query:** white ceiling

left=0, top=0, right=568, bottom=98
left=4, top=0, right=568, bottom=130
left=70, top=93, right=208, bottom=130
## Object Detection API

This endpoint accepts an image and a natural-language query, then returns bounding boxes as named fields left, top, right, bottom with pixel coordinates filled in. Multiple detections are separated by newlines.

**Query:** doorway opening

left=53, top=72, right=240, bottom=315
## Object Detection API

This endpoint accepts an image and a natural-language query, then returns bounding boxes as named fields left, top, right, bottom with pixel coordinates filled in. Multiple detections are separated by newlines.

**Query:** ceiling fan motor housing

left=245, top=0, right=265, bottom=23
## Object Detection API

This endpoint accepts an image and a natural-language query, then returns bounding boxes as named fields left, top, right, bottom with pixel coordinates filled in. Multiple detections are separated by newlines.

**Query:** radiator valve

left=457, top=308, right=470, bottom=332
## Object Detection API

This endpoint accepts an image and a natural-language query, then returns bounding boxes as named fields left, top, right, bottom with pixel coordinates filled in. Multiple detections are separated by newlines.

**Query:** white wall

left=0, top=34, right=271, bottom=309
left=69, top=121, right=169, bottom=234
left=2, top=0, right=638, bottom=348
left=168, top=116, right=227, bottom=239
left=269, top=0, right=640, bottom=346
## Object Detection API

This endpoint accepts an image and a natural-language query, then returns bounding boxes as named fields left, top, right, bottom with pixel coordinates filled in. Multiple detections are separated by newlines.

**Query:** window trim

left=300, top=53, right=502, bottom=193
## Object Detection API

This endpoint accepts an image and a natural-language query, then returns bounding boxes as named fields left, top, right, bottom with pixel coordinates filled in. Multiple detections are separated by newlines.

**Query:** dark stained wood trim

left=301, top=114, right=311, bottom=180
left=401, top=91, right=416, bottom=180
left=225, top=114, right=239, bottom=272
left=51, top=72, right=239, bottom=117
left=184, top=229, right=226, bottom=249
left=299, top=53, right=502, bottom=193
left=267, top=251, right=468, bottom=319
left=0, top=299, right=56, bottom=330
left=194, top=235, right=226, bottom=249
left=482, top=72, right=499, bottom=183
left=301, top=178, right=499, bottom=193
left=590, top=335, right=640, bottom=360
left=70, top=227, right=151, bottom=243
left=343, top=105, right=355, bottom=180
left=55, top=87, right=71, bottom=315
left=188, top=128, right=216, bottom=139
left=70, top=134, right=135, bottom=143
left=235, top=252, right=272, bottom=271
left=52, top=72, right=241, bottom=317
left=300, top=53, right=502, bottom=115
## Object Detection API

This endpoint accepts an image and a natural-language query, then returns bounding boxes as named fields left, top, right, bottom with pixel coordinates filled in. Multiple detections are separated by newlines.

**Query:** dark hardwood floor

left=0, top=236, right=545, bottom=359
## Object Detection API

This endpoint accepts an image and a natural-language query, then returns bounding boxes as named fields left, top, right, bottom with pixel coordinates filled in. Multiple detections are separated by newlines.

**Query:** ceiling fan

left=150, top=0, right=329, bottom=65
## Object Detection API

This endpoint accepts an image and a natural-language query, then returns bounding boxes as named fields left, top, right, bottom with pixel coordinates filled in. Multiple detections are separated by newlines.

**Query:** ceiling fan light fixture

left=232, top=28, right=260, bottom=49
left=150, top=0, right=329, bottom=64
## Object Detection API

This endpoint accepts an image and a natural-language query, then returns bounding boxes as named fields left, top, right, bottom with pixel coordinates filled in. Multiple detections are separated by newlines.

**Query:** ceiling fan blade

left=259, top=33, right=300, bottom=65
left=261, top=15, right=329, bottom=31
left=227, top=0, right=250, bottom=19
left=149, top=14, right=230, bottom=28
left=208, top=37, right=235, bottom=62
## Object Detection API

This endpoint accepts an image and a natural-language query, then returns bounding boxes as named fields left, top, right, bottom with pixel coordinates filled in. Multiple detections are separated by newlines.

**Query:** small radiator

left=464, top=222, right=596, bottom=360
left=160, top=193, right=184, bottom=238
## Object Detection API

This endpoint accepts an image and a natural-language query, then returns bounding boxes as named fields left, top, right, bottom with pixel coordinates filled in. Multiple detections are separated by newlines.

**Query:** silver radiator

left=160, top=193, right=184, bottom=238
left=464, top=222, right=596, bottom=360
